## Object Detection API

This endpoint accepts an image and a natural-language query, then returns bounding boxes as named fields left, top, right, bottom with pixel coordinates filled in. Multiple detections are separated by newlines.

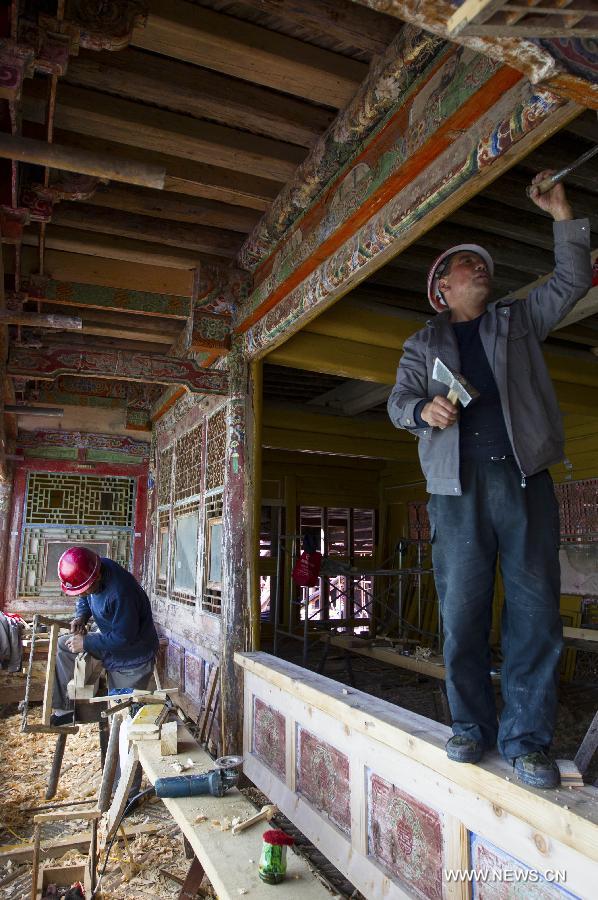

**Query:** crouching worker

left=51, top=547, right=159, bottom=726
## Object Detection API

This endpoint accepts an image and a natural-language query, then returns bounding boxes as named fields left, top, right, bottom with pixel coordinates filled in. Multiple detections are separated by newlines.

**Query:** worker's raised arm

left=524, top=171, right=592, bottom=339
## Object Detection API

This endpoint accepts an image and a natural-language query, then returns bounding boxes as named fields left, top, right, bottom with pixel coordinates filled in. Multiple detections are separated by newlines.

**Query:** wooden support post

left=30, top=823, right=41, bottom=900
left=0, top=479, right=13, bottom=608
left=98, top=712, right=122, bottom=812
left=0, top=134, right=166, bottom=189
left=45, top=732, right=67, bottom=800
left=178, top=857, right=206, bottom=900
left=220, top=340, right=253, bottom=755
left=42, top=624, right=60, bottom=726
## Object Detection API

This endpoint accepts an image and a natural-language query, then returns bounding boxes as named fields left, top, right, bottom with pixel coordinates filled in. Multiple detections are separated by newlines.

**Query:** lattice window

left=18, top=527, right=132, bottom=598
left=205, top=407, right=226, bottom=492
left=555, top=480, right=598, bottom=542
left=25, top=473, right=134, bottom=527
left=158, top=446, right=173, bottom=507
left=203, top=492, right=223, bottom=614
left=155, top=508, right=170, bottom=596
left=171, top=501, right=201, bottom=607
left=174, top=424, right=203, bottom=502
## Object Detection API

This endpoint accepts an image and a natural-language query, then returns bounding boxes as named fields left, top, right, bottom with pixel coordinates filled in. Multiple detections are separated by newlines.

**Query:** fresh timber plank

left=133, top=0, right=366, bottom=108
left=136, top=724, right=330, bottom=899
left=24, top=83, right=304, bottom=183
left=16, top=248, right=195, bottom=297
left=237, top=653, right=598, bottom=872
left=41, top=625, right=59, bottom=726
left=53, top=130, right=280, bottom=210
left=52, top=204, right=242, bottom=259
left=85, top=185, right=260, bottom=234
left=0, top=133, right=165, bottom=189
left=65, top=49, right=332, bottom=148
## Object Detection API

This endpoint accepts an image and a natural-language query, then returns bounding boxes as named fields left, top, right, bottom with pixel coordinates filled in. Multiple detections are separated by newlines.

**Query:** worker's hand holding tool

left=420, top=396, right=458, bottom=430
left=527, top=169, right=573, bottom=221
left=66, top=633, right=85, bottom=653
left=70, top=616, right=87, bottom=634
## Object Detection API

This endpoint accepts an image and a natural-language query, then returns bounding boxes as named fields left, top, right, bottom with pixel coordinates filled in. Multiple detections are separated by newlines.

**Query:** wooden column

left=220, top=339, right=255, bottom=755
left=0, top=477, right=13, bottom=607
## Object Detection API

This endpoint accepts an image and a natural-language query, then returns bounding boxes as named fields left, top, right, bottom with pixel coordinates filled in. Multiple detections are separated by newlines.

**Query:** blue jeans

left=428, top=457, right=562, bottom=761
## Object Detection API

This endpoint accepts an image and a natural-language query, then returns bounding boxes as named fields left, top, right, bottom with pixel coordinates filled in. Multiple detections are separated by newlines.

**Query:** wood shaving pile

left=0, top=712, right=216, bottom=899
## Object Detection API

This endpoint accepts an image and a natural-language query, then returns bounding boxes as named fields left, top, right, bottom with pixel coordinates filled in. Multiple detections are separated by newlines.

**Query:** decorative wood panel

left=25, top=472, right=134, bottom=526
left=184, top=653, right=204, bottom=704
left=174, top=424, right=203, bottom=502
left=205, top=407, right=226, bottom=492
left=368, top=773, right=443, bottom=899
left=470, top=834, right=569, bottom=899
left=253, top=697, right=286, bottom=779
left=238, top=652, right=598, bottom=900
left=297, top=726, right=351, bottom=835
left=158, top=446, right=173, bottom=507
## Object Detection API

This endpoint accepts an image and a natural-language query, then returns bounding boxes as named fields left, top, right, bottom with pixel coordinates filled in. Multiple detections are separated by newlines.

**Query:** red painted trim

left=151, top=387, right=186, bottom=423
left=235, top=66, right=523, bottom=335
left=133, top=468, right=148, bottom=583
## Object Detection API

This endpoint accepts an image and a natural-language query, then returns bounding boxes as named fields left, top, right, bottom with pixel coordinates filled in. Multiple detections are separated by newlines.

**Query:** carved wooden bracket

left=0, top=39, right=36, bottom=101
left=70, top=0, right=149, bottom=52
left=20, top=172, right=102, bottom=222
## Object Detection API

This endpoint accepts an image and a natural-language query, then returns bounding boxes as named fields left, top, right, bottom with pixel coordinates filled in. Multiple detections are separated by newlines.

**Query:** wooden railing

left=235, top=652, right=597, bottom=900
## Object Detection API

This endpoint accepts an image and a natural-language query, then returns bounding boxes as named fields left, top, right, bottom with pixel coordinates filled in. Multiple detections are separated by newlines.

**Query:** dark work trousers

left=52, top=632, right=155, bottom=798
left=427, top=457, right=562, bottom=761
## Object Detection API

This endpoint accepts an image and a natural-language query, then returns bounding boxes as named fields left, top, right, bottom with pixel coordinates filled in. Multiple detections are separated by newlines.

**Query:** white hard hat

left=427, top=243, right=494, bottom=313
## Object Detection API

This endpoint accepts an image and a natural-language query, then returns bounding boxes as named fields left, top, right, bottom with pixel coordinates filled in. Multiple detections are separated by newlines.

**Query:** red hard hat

left=58, top=547, right=101, bottom=596
left=427, top=243, right=494, bottom=313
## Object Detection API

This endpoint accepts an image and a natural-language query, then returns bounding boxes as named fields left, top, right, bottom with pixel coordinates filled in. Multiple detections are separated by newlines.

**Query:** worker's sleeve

left=82, top=594, right=139, bottom=656
left=524, top=218, right=592, bottom=340
left=74, top=596, right=92, bottom=623
left=387, top=332, right=432, bottom=441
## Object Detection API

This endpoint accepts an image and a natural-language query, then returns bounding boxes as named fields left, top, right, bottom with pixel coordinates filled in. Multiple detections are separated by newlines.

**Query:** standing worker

left=51, top=547, right=159, bottom=725
left=388, top=171, right=592, bottom=789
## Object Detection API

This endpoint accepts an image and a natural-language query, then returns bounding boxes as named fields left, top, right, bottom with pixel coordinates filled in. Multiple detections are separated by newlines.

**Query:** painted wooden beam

left=24, top=275, right=192, bottom=318
left=268, top=332, right=399, bottom=384
left=238, top=26, right=448, bottom=270
left=7, top=346, right=229, bottom=395
left=65, top=49, right=333, bottom=148
left=23, top=82, right=304, bottom=184
left=53, top=130, right=281, bottom=211
left=84, top=185, right=260, bottom=235
left=348, top=0, right=598, bottom=107
left=12, top=248, right=196, bottom=297
left=133, top=0, right=367, bottom=108
left=263, top=402, right=412, bottom=443
left=242, top=86, right=580, bottom=356
left=0, top=133, right=166, bottom=189
left=51, top=204, right=243, bottom=259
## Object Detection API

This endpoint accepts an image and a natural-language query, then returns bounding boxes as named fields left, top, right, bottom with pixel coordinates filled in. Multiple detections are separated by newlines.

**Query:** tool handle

left=526, top=174, right=559, bottom=198
left=447, top=388, right=460, bottom=405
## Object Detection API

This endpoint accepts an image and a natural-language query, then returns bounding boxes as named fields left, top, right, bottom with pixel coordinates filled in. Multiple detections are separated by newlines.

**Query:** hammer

left=432, top=357, right=479, bottom=407
left=232, top=803, right=278, bottom=835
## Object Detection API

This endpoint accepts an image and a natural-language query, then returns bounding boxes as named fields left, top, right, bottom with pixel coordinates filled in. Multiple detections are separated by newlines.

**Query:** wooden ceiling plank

left=65, top=49, right=332, bottom=148
left=36, top=303, right=184, bottom=340
left=85, top=184, right=260, bottom=234
left=21, top=226, right=207, bottom=270
left=133, top=0, right=366, bottom=108
left=38, top=334, right=174, bottom=354
left=24, top=82, right=304, bottom=183
left=51, top=204, right=243, bottom=258
left=230, top=0, right=400, bottom=54
left=480, top=171, right=598, bottom=233
left=13, top=247, right=196, bottom=297
left=52, top=130, right=279, bottom=211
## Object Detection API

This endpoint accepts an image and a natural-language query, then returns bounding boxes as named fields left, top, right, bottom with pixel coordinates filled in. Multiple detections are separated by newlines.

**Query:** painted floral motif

left=296, top=727, right=351, bottom=835
left=253, top=698, right=286, bottom=779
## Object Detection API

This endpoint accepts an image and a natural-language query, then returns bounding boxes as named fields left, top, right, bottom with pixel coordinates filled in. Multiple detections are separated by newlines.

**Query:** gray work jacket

left=387, top=219, right=592, bottom=495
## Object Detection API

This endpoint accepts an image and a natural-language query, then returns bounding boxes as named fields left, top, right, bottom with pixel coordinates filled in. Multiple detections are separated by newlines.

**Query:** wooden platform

left=136, top=724, right=331, bottom=900
left=321, top=633, right=448, bottom=680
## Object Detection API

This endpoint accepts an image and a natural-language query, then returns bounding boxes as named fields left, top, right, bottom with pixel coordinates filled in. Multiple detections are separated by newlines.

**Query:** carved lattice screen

left=205, top=408, right=226, bottom=492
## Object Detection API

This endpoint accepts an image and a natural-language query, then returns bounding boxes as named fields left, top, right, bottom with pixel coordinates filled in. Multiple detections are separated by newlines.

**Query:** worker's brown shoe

left=513, top=751, right=560, bottom=789
left=446, top=735, right=483, bottom=763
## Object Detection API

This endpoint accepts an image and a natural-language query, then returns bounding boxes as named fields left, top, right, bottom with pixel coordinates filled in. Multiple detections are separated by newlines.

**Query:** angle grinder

left=154, top=755, right=243, bottom=798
